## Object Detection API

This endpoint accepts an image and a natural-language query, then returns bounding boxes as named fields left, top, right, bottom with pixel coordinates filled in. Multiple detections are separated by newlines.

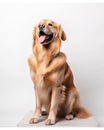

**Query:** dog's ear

left=32, top=26, right=37, bottom=48
left=32, top=26, right=36, bottom=41
left=61, top=30, right=66, bottom=41
left=59, top=24, right=67, bottom=41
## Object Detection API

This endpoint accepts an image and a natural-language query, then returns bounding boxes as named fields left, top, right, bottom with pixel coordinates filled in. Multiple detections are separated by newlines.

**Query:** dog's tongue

left=38, top=35, right=46, bottom=43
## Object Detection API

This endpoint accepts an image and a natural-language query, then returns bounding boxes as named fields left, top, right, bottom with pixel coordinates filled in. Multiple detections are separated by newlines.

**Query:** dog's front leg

left=45, top=87, right=57, bottom=125
left=45, top=85, right=65, bottom=125
left=29, top=87, right=42, bottom=124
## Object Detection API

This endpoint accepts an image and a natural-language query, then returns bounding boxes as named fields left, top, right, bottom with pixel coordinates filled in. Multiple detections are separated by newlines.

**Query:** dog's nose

left=38, top=24, right=45, bottom=30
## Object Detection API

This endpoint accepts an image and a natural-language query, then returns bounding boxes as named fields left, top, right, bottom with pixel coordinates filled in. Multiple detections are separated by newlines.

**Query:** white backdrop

left=0, top=3, right=104, bottom=126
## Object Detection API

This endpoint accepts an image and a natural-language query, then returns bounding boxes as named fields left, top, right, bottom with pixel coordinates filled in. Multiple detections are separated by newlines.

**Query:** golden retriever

left=28, top=19, right=92, bottom=125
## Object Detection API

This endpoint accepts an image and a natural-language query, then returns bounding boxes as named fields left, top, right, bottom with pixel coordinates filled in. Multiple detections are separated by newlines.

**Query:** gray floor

left=17, top=111, right=98, bottom=127
left=0, top=109, right=104, bottom=127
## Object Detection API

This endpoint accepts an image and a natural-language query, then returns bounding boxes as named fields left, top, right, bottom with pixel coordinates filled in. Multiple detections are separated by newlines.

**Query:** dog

left=28, top=19, right=92, bottom=125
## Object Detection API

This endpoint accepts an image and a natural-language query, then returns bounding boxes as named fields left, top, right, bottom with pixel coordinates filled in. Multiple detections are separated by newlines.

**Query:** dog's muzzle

left=38, top=25, right=53, bottom=44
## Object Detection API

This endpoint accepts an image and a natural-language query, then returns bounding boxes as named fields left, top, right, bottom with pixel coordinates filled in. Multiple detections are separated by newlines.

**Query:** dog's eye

left=48, top=23, right=53, bottom=26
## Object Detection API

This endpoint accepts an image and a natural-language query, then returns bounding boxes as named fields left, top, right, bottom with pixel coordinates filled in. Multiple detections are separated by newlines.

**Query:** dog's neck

left=33, top=41, right=61, bottom=66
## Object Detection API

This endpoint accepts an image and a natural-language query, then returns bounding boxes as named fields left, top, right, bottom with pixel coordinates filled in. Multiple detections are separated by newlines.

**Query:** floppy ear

left=59, top=24, right=67, bottom=41
left=61, top=30, right=66, bottom=41
left=32, top=26, right=37, bottom=48
left=32, top=26, right=36, bottom=41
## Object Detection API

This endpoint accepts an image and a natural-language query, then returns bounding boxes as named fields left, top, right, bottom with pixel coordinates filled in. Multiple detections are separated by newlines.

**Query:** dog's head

left=33, top=19, right=66, bottom=46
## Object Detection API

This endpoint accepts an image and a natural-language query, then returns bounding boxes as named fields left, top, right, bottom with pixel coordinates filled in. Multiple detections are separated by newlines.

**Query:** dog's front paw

left=45, top=119, right=55, bottom=125
left=29, top=117, right=40, bottom=124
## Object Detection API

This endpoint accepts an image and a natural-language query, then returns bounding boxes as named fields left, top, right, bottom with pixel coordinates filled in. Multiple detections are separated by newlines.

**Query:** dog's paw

left=65, top=114, right=74, bottom=120
left=45, top=119, right=55, bottom=125
left=29, top=117, right=39, bottom=124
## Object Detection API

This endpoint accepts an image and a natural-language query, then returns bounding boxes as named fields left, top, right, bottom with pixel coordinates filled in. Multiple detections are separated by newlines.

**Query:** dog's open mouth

left=38, top=31, right=53, bottom=44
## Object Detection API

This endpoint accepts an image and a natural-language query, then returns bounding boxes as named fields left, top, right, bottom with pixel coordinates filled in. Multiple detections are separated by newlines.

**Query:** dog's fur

left=28, top=19, right=92, bottom=125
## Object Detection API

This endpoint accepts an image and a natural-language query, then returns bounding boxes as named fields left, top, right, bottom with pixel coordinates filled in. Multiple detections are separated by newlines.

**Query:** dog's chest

left=31, top=62, right=48, bottom=87
left=35, top=63, right=47, bottom=87
left=34, top=72, right=55, bottom=88
left=31, top=68, right=60, bottom=89
left=30, top=58, right=65, bottom=88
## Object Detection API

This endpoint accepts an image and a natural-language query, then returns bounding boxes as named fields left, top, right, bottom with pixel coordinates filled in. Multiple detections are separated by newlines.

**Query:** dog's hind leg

left=64, top=86, right=80, bottom=120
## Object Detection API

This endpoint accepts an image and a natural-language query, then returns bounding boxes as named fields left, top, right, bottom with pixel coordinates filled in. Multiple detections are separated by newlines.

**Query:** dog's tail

left=75, top=106, right=92, bottom=118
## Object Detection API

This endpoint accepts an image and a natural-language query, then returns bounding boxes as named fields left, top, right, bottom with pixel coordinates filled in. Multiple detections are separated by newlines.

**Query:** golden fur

left=28, top=19, right=92, bottom=125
